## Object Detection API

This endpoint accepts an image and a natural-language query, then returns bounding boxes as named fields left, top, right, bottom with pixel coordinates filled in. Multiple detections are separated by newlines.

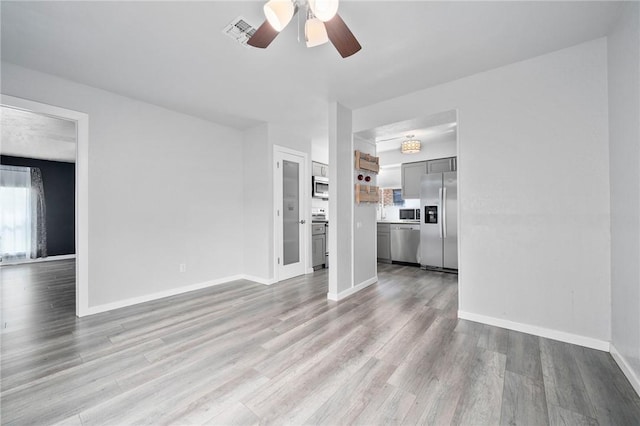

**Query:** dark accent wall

left=1, top=155, right=75, bottom=256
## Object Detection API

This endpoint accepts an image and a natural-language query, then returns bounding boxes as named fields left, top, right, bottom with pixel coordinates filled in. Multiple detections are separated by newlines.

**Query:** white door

left=275, top=148, right=307, bottom=281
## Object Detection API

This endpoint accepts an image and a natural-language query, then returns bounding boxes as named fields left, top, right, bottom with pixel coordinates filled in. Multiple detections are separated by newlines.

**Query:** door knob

left=300, top=220, right=306, bottom=224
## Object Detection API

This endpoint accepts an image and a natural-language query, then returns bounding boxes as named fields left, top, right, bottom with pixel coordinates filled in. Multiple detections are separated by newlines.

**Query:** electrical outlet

left=179, top=263, right=186, bottom=273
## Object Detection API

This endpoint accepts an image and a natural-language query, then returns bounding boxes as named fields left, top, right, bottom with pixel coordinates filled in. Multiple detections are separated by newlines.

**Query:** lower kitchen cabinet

left=377, top=223, right=391, bottom=263
left=312, top=223, right=326, bottom=269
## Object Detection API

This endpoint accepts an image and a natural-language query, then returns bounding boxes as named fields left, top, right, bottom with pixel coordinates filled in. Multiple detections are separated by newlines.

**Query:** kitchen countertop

left=377, top=220, right=420, bottom=224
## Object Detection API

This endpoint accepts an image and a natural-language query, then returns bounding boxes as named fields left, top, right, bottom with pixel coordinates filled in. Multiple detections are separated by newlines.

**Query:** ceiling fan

left=247, top=0, right=361, bottom=58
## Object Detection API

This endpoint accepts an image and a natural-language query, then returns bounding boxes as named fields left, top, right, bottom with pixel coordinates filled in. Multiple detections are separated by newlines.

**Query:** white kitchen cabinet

left=401, top=161, right=427, bottom=199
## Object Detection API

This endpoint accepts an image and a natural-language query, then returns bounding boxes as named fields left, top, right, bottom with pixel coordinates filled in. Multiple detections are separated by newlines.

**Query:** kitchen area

left=377, top=156, right=457, bottom=271
left=364, top=109, right=459, bottom=273
left=312, top=110, right=459, bottom=275
left=311, top=160, right=329, bottom=270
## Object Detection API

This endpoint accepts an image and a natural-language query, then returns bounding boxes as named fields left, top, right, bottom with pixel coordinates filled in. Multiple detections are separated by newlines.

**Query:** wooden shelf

left=355, top=150, right=380, bottom=174
left=355, top=184, right=380, bottom=204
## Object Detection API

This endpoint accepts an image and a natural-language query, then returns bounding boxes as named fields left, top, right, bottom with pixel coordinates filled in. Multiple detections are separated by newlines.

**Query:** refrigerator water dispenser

left=425, top=206, right=438, bottom=223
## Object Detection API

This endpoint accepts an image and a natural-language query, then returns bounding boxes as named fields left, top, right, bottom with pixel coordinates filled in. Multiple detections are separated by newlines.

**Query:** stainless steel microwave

left=312, top=176, right=329, bottom=199
left=399, top=208, right=421, bottom=221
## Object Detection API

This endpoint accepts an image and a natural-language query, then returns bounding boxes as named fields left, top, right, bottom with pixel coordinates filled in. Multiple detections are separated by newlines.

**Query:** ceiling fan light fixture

left=401, top=136, right=421, bottom=154
left=264, top=0, right=295, bottom=32
left=308, top=0, right=339, bottom=22
left=305, top=17, right=329, bottom=47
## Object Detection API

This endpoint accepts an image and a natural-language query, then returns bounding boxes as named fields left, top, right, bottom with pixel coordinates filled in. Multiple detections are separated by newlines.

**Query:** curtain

left=0, top=165, right=47, bottom=261
left=30, top=167, right=47, bottom=259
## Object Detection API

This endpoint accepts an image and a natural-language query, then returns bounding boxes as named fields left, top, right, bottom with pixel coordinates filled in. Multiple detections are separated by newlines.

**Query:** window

left=0, top=165, right=47, bottom=261
left=392, top=188, right=405, bottom=206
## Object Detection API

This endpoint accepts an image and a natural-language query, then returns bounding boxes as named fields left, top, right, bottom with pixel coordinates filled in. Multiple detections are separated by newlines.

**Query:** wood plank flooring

left=1, top=260, right=639, bottom=425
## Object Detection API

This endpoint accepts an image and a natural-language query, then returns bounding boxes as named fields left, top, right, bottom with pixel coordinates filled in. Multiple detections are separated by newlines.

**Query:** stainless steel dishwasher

left=390, top=223, right=421, bottom=264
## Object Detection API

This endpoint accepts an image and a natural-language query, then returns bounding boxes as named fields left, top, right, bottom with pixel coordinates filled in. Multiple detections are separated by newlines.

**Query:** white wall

left=242, top=123, right=313, bottom=283
left=2, top=62, right=245, bottom=308
left=608, top=2, right=640, bottom=393
left=354, top=39, right=611, bottom=348
left=311, top=136, right=329, bottom=165
left=243, top=124, right=273, bottom=283
left=328, top=103, right=354, bottom=298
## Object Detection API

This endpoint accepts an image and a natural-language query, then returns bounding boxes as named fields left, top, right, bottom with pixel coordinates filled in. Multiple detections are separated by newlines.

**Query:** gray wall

left=353, top=137, right=378, bottom=289
left=608, top=2, right=640, bottom=392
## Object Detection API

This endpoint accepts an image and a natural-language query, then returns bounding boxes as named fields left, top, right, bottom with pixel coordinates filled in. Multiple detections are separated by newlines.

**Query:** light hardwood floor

left=1, top=260, right=639, bottom=425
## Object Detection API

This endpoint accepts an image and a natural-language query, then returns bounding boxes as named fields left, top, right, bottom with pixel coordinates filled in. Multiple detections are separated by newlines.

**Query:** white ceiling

left=0, top=1, right=623, bottom=141
left=1, top=106, right=77, bottom=162
left=374, top=124, right=456, bottom=153
left=354, top=109, right=457, bottom=152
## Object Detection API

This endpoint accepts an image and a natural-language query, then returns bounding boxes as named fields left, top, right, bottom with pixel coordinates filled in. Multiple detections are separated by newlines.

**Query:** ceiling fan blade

left=324, top=14, right=361, bottom=58
left=247, top=20, right=279, bottom=49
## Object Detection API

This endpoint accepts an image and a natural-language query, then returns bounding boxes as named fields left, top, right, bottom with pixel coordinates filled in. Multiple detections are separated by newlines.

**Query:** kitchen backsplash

left=312, top=197, right=329, bottom=214
left=377, top=198, right=420, bottom=221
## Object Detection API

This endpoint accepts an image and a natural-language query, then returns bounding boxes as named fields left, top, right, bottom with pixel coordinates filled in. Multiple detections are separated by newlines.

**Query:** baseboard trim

left=1, top=254, right=76, bottom=266
left=327, top=276, right=378, bottom=301
left=458, top=310, right=610, bottom=352
left=610, top=344, right=640, bottom=397
left=83, top=274, right=245, bottom=316
left=242, top=275, right=276, bottom=285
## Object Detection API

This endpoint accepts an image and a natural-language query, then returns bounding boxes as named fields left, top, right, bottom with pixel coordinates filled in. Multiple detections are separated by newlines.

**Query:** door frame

left=1, top=94, right=89, bottom=317
left=273, top=145, right=310, bottom=283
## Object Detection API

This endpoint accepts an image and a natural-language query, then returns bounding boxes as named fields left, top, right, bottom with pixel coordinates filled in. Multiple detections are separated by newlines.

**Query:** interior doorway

left=0, top=95, right=89, bottom=316
left=352, top=109, right=460, bottom=273
left=273, top=145, right=309, bottom=282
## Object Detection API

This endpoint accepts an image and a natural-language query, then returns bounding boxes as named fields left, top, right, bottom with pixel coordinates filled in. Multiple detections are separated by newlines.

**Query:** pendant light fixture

left=308, top=0, right=339, bottom=22
left=401, top=135, right=421, bottom=154
left=305, top=9, right=329, bottom=47
left=264, top=0, right=295, bottom=32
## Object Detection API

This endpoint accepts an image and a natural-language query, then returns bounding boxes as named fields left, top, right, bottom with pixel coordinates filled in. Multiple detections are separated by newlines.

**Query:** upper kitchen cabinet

left=427, top=157, right=457, bottom=174
left=401, top=157, right=457, bottom=199
left=312, top=161, right=328, bottom=177
left=401, top=161, right=427, bottom=199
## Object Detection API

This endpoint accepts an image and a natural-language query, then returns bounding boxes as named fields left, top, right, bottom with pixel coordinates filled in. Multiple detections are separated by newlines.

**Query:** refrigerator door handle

left=438, top=187, right=444, bottom=239
left=442, top=187, right=447, bottom=238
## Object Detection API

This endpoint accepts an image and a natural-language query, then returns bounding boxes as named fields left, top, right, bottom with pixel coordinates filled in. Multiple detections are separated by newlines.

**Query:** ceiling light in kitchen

left=401, top=136, right=421, bottom=154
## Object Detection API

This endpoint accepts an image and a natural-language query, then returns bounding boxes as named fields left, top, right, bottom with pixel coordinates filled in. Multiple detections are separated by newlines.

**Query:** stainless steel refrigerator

left=420, top=172, right=458, bottom=271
